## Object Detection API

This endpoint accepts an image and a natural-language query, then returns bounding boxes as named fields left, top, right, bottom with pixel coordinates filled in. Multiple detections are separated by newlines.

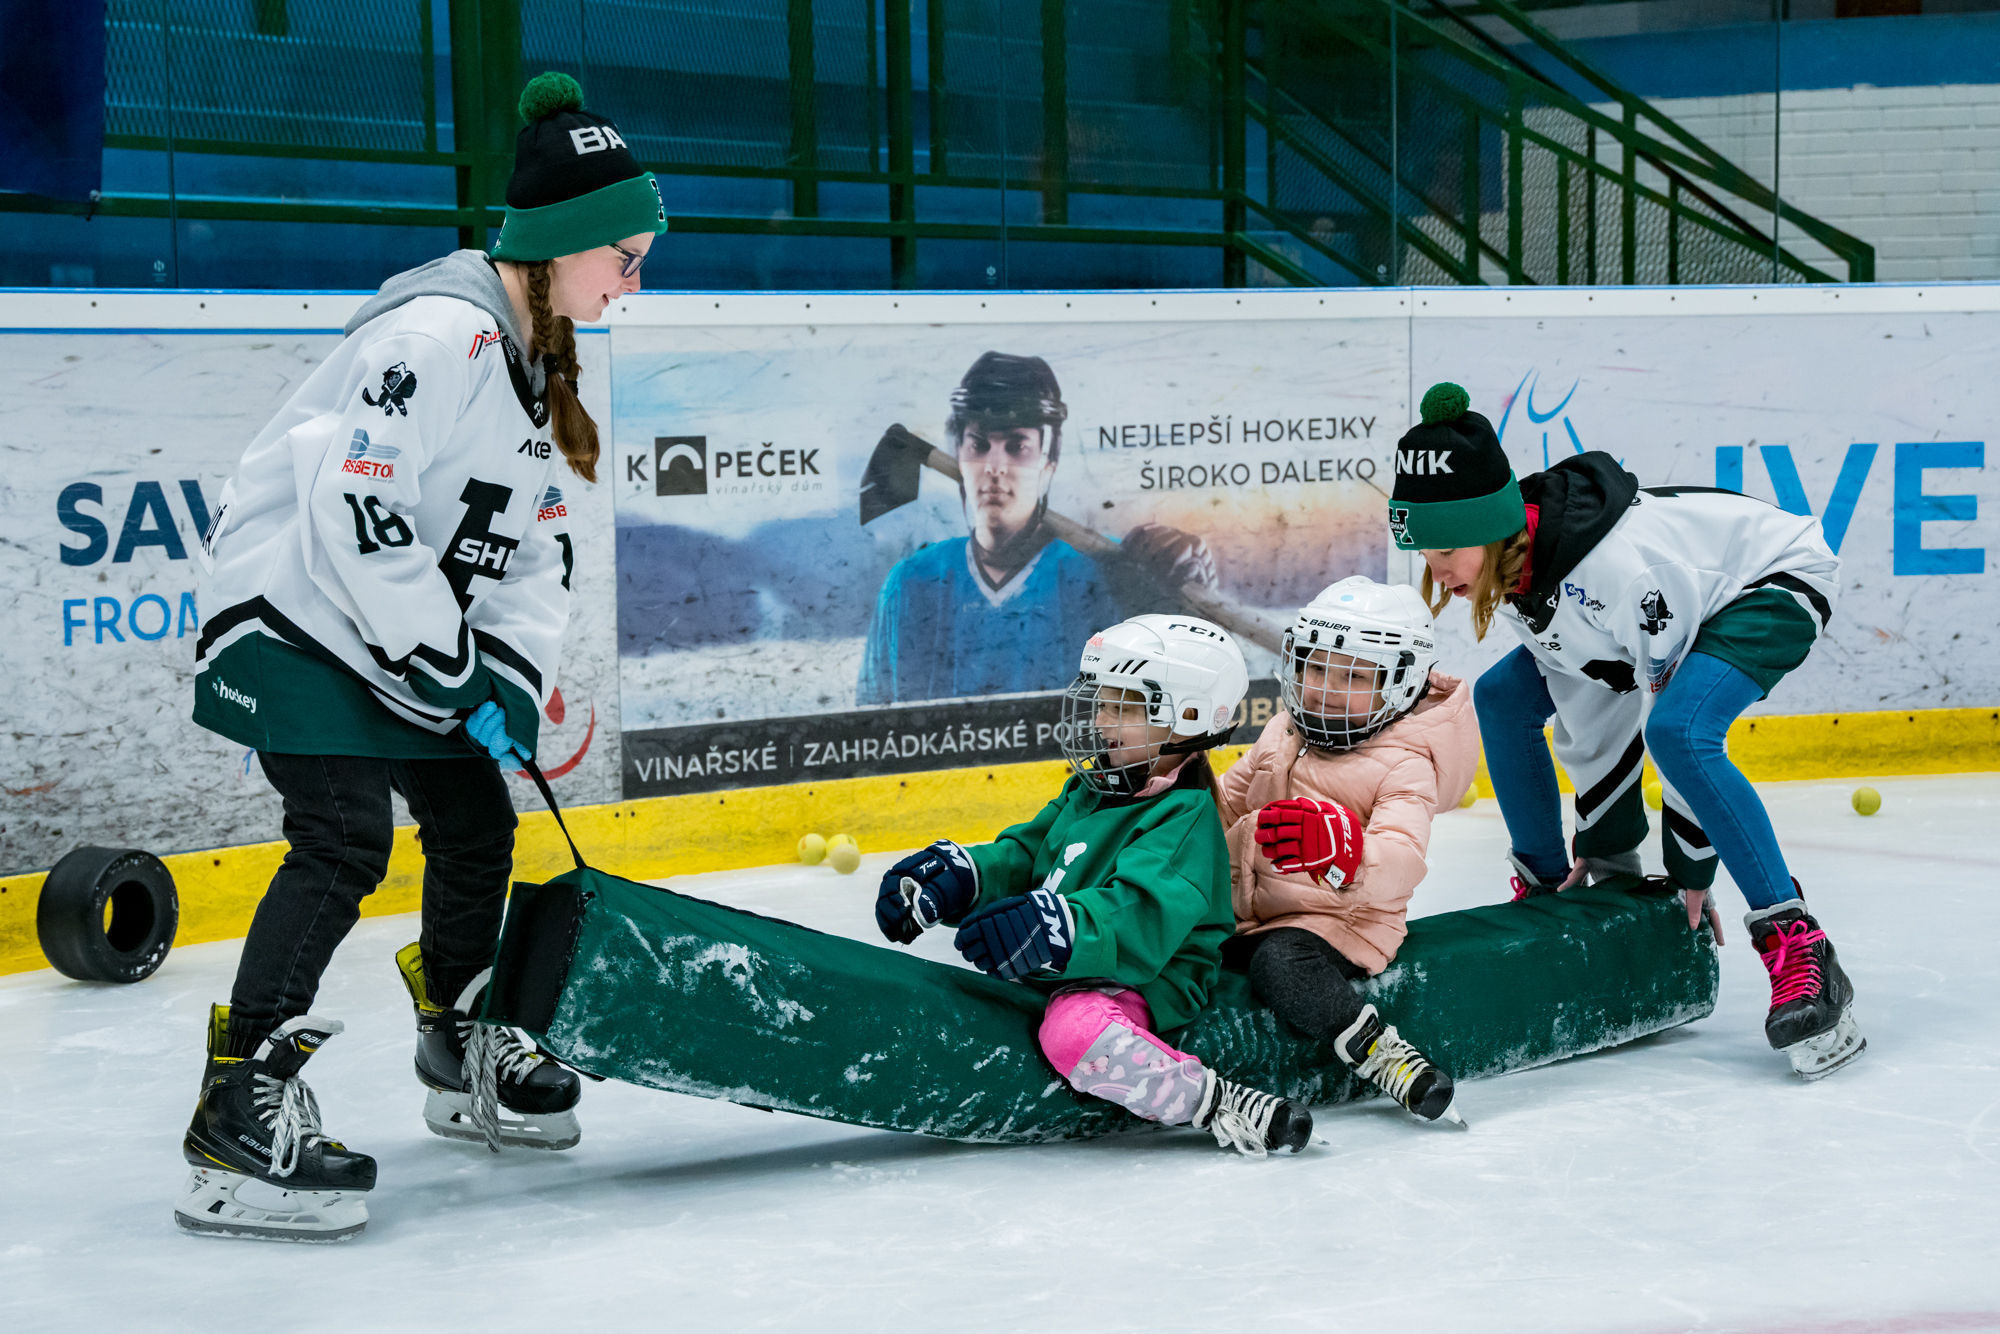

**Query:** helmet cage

left=1059, top=672, right=1177, bottom=795
left=1279, top=628, right=1419, bottom=754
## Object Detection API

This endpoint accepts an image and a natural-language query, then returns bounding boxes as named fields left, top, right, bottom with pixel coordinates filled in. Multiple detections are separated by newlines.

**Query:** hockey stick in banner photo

left=859, top=423, right=1288, bottom=653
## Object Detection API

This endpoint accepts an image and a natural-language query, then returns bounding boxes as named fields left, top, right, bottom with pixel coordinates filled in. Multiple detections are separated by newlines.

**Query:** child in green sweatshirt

left=874, top=614, right=1314, bottom=1157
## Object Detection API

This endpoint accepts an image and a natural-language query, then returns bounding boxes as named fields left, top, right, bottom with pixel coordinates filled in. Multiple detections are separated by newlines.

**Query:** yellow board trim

left=3, top=705, right=1994, bottom=977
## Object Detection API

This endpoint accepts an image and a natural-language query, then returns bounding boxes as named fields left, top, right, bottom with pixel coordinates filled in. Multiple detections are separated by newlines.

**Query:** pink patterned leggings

left=1038, top=987, right=1210, bottom=1126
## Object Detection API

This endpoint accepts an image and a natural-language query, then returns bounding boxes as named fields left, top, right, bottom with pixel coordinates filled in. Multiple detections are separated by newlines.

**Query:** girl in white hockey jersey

left=178, top=74, right=663, bottom=1242
left=1388, top=381, right=1864, bottom=1083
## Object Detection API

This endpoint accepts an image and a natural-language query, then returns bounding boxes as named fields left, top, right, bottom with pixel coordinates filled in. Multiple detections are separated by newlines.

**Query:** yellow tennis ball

left=828, top=833, right=858, bottom=851
left=1457, top=787, right=1476, bottom=809
left=797, top=833, right=827, bottom=865
left=1852, top=786, right=1881, bottom=816
left=828, top=841, right=862, bottom=874
left=1643, top=781, right=1663, bottom=811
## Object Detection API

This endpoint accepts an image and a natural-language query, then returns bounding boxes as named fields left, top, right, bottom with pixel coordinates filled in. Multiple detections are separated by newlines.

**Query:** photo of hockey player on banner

left=611, top=316, right=1401, bottom=798
left=855, top=350, right=1221, bottom=705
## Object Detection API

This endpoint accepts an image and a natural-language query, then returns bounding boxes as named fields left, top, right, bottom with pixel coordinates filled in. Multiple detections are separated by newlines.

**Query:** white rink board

left=0, top=294, right=621, bottom=876
left=1408, top=287, right=2000, bottom=712
left=2, top=284, right=1996, bottom=874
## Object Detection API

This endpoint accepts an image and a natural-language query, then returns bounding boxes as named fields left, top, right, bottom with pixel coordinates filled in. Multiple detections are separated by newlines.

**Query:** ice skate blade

left=1783, top=1008, right=1866, bottom=1082
left=423, top=1089, right=582, bottom=1150
left=1438, top=1105, right=1470, bottom=1130
left=173, top=1168, right=367, bottom=1243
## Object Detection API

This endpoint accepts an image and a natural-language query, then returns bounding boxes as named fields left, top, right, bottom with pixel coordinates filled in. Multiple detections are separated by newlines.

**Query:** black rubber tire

left=36, top=847, right=179, bottom=983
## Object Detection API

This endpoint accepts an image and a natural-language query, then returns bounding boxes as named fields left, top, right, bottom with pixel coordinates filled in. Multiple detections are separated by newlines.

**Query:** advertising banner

left=1410, top=292, right=1998, bottom=711
left=2, top=284, right=1993, bottom=877
left=607, top=313, right=1406, bottom=798
left=0, top=297, right=620, bottom=877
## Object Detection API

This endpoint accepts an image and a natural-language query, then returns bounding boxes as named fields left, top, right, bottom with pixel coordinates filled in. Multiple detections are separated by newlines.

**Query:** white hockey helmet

left=1280, top=576, right=1438, bottom=753
left=1059, top=614, right=1250, bottom=795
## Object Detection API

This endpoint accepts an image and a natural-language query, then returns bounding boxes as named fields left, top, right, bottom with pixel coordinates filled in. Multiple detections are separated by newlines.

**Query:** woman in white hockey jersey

left=177, top=73, right=663, bottom=1242
left=1389, top=382, right=1864, bottom=1083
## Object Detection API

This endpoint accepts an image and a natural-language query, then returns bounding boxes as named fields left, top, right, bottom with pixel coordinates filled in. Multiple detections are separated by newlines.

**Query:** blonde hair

left=1421, top=528, right=1532, bottom=641
left=523, top=260, right=600, bottom=483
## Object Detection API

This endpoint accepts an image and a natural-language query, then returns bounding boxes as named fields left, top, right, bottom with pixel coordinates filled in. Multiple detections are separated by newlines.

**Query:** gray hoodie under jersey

left=193, top=251, right=569, bottom=758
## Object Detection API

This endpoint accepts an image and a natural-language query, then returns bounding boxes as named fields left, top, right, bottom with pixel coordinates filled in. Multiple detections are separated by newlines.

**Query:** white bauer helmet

left=1280, top=576, right=1439, bottom=753
left=1059, top=614, right=1250, bottom=795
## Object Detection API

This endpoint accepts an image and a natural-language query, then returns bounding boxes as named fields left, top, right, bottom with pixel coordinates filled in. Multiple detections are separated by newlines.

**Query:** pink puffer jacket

left=1216, top=671, right=1478, bottom=974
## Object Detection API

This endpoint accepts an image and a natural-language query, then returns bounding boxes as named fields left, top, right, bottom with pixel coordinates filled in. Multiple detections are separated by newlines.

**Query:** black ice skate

left=1745, top=900, right=1865, bottom=1080
left=1192, top=1069, right=1313, bottom=1157
left=396, top=943, right=581, bottom=1151
left=176, top=1005, right=376, bottom=1242
left=1335, top=1003, right=1465, bottom=1127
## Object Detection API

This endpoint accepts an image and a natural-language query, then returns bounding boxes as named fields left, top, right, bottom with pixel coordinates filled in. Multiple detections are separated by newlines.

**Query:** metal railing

left=2, top=0, right=1872, bottom=288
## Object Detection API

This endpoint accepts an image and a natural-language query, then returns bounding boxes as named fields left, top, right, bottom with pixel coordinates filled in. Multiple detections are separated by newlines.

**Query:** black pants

left=1222, top=927, right=1370, bottom=1046
left=228, top=752, right=517, bottom=1048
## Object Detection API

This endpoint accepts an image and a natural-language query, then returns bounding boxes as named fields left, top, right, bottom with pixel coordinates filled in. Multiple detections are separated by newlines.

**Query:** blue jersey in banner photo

left=857, top=538, right=1123, bottom=705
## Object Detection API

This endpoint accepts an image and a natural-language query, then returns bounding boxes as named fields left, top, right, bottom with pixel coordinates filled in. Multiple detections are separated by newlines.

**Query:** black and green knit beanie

left=1386, top=382, right=1526, bottom=552
left=490, top=72, right=667, bottom=263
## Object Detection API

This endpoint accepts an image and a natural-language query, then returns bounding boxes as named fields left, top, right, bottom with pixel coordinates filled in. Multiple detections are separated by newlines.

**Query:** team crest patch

left=1388, top=505, right=1413, bottom=546
left=363, top=362, right=418, bottom=416
left=1640, top=589, right=1673, bottom=635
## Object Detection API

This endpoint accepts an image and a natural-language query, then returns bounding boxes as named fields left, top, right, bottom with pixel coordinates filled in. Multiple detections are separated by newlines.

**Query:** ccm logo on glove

left=875, top=840, right=977, bottom=945
left=953, top=887, right=1075, bottom=981
left=1255, top=797, right=1365, bottom=887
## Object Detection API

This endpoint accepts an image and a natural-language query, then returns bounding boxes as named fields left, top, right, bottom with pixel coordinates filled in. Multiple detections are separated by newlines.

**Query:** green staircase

left=1229, top=0, right=1874, bottom=287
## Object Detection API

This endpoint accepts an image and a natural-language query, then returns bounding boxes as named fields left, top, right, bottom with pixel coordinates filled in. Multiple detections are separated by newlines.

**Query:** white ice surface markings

left=1, top=776, right=1997, bottom=1333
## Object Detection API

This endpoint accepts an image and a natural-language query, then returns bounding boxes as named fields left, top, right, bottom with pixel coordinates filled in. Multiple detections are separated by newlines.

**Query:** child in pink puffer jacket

left=1217, top=577, right=1478, bottom=1124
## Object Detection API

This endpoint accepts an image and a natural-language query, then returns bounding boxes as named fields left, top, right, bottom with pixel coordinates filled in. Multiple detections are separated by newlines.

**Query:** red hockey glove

left=1254, top=798, right=1365, bottom=888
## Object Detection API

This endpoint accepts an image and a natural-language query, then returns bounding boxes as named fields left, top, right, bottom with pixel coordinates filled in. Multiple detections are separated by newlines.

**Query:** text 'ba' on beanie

left=490, top=71, right=668, bottom=264
left=1386, top=381, right=1527, bottom=552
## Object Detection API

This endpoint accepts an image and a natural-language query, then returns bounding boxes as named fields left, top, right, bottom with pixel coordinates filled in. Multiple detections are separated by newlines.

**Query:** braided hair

left=524, top=260, right=599, bottom=483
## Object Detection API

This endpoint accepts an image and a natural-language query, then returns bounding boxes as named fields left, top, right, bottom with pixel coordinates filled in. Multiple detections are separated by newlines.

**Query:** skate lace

left=252, top=1074, right=329, bottom=1179
left=1353, top=1025, right=1431, bottom=1105
left=1508, top=875, right=1531, bottom=903
left=455, top=1016, right=544, bottom=1084
left=1204, top=1082, right=1277, bottom=1159
left=1759, top=919, right=1827, bottom=1006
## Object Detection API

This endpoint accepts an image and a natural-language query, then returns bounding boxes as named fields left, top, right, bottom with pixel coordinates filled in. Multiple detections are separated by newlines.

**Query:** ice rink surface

left=4, top=774, right=1997, bottom=1334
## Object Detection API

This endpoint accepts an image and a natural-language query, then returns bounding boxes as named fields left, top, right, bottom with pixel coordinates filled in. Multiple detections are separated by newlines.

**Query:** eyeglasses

left=609, top=241, right=647, bottom=279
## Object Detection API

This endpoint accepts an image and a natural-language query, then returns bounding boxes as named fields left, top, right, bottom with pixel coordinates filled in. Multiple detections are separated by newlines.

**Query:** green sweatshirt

left=962, top=765, right=1233, bottom=1032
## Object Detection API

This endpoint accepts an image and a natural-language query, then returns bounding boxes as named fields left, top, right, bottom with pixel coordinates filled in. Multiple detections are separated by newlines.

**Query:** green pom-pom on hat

left=519, top=71, right=585, bottom=124
left=1420, top=381, right=1471, bottom=424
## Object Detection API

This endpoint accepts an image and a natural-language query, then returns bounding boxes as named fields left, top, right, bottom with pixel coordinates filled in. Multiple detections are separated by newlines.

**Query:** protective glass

left=1279, top=639, right=1404, bottom=753
left=1058, top=676, right=1172, bottom=794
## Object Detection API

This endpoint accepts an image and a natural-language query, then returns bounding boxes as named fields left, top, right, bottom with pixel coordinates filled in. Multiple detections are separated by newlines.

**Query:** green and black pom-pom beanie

left=1387, top=382, right=1527, bottom=551
left=490, top=72, right=667, bottom=263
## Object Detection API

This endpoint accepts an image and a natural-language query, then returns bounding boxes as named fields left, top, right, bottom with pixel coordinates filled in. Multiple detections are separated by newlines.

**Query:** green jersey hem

left=194, top=633, right=479, bottom=759
left=1691, top=588, right=1820, bottom=698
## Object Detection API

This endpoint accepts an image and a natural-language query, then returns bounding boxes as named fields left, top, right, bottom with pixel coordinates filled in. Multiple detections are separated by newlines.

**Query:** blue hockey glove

left=464, top=700, right=531, bottom=764
left=876, top=840, right=977, bottom=945
left=953, top=888, right=1075, bottom=981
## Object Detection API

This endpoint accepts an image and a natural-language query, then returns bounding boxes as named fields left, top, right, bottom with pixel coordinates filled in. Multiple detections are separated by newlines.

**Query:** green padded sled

left=483, top=861, right=1720, bottom=1144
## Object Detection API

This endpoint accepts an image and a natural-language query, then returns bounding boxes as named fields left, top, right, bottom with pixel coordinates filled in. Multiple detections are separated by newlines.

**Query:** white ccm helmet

left=1059, top=614, right=1250, bottom=795
left=1280, top=576, right=1438, bottom=753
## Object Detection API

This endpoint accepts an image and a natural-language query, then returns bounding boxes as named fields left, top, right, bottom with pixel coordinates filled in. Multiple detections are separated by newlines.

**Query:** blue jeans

left=1475, top=646, right=1800, bottom=909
